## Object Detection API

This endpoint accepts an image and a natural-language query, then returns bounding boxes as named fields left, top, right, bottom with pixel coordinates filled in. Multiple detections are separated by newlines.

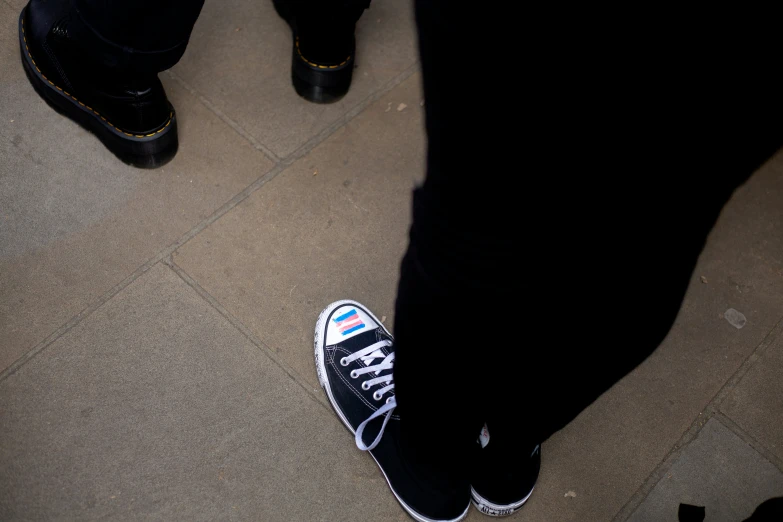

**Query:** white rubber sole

left=314, top=300, right=470, bottom=522
left=470, top=485, right=535, bottom=517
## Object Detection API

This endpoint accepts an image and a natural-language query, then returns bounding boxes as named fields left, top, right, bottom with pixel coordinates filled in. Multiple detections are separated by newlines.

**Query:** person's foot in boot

left=470, top=423, right=541, bottom=517
left=315, top=300, right=471, bottom=521
left=273, top=0, right=368, bottom=104
left=19, top=1, right=178, bottom=168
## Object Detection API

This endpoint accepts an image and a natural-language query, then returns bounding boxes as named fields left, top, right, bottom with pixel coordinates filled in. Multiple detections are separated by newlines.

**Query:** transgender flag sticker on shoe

left=324, top=305, right=376, bottom=345
left=333, top=309, right=366, bottom=336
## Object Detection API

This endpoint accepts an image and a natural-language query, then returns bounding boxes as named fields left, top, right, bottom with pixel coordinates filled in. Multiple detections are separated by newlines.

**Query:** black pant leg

left=69, top=0, right=205, bottom=73
left=395, top=0, right=783, bottom=467
left=392, top=0, right=523, bottom=474
left=70, top=0, right=369, bottom=74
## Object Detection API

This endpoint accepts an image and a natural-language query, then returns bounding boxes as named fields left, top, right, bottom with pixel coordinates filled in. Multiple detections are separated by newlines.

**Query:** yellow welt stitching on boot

left=295, top=38, right=350, bottom=69
left=21, top=16, right=173, bottom=139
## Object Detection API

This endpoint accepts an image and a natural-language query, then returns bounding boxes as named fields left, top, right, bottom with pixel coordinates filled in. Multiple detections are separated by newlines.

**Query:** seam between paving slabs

left=714, top=412, right=783, bottom=472
left=0, top=62, right=420, bottom=384
left=164, top=258, right=331, bottom=411
left=611, top=314, right=783, bottom=522
left=0, top=162, right=283, bottom=382
left=165, top=70, right=281, bottom=164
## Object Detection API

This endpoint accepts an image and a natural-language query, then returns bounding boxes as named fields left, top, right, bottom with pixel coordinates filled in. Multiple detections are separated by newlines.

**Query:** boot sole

left=291, top=41, right=353, bottom=104
left=18, top=9, right=178, bottom=169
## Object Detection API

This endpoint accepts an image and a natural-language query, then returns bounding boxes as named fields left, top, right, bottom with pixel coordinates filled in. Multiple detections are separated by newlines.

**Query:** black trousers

left=73, top=0, right=366, bottom=72
left=74, top=0, right=783, bottom=477
left=394, top=3, right=783, bottom=474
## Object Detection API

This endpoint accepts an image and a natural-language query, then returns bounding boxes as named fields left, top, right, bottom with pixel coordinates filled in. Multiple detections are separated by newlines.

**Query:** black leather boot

left=18, top=1, right=178, bottom=169
left=273, top=0, right=369, bottom=104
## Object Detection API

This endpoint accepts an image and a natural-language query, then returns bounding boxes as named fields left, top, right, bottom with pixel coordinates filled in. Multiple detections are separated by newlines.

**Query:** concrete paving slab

left=721, top=330, right=783, bottom=462
left=172, top=0, right=418, bottom=158
left=173, top=72, right=424, bottom=391
left=0, top=263, right=405, bottom=521
left=626, top=419, right=783, bottom=522
left=0, top=7, right=274, bottom=372
left=3, top=0, right=25, bottom=13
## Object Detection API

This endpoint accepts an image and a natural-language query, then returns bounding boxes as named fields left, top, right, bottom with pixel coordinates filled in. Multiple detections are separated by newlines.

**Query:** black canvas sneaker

left=315, top=300, right=471, bottom=522
left=470, top=424, right=540, bottom=517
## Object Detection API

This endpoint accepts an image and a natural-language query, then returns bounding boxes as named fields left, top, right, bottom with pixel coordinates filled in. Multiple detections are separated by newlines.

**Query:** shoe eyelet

left=373, top=392, right=382, bottom=401
left=385, top=397, right=393, bottom=405
left=361, top=381, right=370, bottom=391
left=350, top=370, right=359, bottom=379
left=340, top=357, right=349, bottom=367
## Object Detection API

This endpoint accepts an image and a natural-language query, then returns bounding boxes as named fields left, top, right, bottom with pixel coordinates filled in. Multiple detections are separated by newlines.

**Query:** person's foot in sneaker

left=315, top=300, right=471, bottom=522
left=19, top=0, right=178, bottom=168
left=470, top=424, right=541, bottom=517
left=274, top=0, right=368, bottom=104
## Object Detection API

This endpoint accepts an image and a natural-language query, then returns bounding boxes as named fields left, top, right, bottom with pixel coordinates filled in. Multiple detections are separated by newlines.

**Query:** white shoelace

left=340, top=340, right=397, bottom=451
